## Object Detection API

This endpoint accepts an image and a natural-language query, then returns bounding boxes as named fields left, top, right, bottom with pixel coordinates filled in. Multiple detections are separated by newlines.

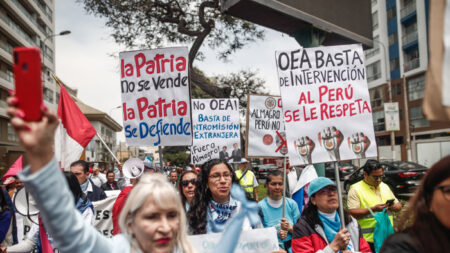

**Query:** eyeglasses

left=181, top=179, right=196, bottom=187
left=370, top=175, right=385, bottom=180
left=436, top=185, right=450, bottom=201
left=318, top=186, right=337, bottom=195
left=209, top=172, right=232, bottom=181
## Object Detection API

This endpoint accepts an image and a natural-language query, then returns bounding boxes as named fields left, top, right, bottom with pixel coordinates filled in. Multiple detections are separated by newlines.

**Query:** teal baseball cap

left=308, top=177, right=336, bottom=196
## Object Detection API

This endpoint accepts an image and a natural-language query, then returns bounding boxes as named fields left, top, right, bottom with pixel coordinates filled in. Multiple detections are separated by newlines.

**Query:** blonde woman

left=6, top=97, right=195, bottom=253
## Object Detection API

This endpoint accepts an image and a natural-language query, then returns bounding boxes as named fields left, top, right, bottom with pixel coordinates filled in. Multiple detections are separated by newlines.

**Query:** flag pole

left=96, top=133, right=120, bottom=164
left=334, top=161, right=345, bottom=228
left=282, top=155, right=287, bottom=218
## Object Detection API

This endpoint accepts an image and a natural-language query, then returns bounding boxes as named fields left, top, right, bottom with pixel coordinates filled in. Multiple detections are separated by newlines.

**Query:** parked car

left=253, top=164, right=278, bottom=179
left=325, top=161, right=358, bottom=181
left=343, top=161, right=428, bottom=198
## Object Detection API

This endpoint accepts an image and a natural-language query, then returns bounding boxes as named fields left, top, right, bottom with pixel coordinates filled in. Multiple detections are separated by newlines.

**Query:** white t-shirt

left=90, top=173, right=107, bottom=188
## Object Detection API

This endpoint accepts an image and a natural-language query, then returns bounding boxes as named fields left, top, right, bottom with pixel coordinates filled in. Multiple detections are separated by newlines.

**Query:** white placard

left=189, top=227, right=279, bottom=253
left=120, top=47, right=192, bottom=147
left=93, top=194, right=118, bottom=238
left=384, top=102, right=400, bottom=131
left=191, top=99, right=240, bottom=165
left=246, top=95, right=286, bottom=157
left=276, top=44, right=377, bottom=164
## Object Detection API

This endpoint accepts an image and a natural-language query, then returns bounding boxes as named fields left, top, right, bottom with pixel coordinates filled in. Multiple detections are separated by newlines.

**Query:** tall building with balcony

left=0, top=0, right=59, bottom=169
left=366, top=0, right=449, bottom=167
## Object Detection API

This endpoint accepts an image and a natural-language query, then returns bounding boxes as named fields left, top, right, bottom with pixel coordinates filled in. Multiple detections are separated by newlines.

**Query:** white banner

left=384, top=102, right=400, bottom=131
left=93, top=194, right=118, bottom=238
left=276, top=44, right=377, bottom=164
left=189, top=227, right=279, bottom=253
left=246, top=95, right=286, bottom=158
left=191, top=99, right=240, bottom=165
left=120, top=47, right=192, bottom=147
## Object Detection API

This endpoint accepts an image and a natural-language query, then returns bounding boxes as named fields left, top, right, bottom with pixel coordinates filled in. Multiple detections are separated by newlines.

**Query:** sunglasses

left=181, top=179, right=196, bottom=187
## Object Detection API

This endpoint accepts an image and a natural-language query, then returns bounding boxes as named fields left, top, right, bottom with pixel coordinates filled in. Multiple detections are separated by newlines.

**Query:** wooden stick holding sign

left=334, top=162, right=345, bottom=228
left=282, top=156, right=287, bottom=218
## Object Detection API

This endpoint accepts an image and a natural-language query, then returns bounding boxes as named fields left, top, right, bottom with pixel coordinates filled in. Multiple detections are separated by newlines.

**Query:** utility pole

left=402, top=75, right=411, bottom=161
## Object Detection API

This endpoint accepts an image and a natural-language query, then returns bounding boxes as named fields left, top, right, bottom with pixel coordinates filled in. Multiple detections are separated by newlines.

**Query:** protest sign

left=120, top=47, right=192, bottom=147
left=246, top=94, right=286, bottom=158
left=191, top=98, right=240, bottom=165
left=276, top=44, right=377, bottom=165
left=189, top=227, right=278, bottom=253
left=93, top=194, right=118, bottom=238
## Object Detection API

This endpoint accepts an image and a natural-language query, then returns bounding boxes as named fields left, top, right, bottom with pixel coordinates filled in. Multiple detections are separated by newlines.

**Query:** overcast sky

left=54, top=0, right=300, bottom=142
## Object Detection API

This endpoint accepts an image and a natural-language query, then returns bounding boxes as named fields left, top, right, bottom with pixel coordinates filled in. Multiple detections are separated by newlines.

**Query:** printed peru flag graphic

left=54, top=85, right=96, bottom=170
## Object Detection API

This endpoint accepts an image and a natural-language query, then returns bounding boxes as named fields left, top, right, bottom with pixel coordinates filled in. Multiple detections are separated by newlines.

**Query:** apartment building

left=0, top=0, right=60, bottom=169
left=366, top=0, right=449, bottom=167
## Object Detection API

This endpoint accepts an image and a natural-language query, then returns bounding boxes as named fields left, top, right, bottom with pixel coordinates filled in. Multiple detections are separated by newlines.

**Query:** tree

left=78, top=0, right=265, bottom=98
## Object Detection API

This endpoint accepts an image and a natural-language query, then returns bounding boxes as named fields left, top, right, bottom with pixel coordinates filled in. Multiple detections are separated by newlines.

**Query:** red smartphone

left=13, top=47, right=43, bottom=121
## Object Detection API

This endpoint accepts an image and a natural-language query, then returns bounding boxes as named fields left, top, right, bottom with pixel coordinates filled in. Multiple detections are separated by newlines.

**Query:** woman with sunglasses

left=258, top=170, right=300, bottom=253
left=178, top=170, right=197, bottom=212
left=380, top=156, right=450, bottom=253
left=292, top=177, right=370, bottom=253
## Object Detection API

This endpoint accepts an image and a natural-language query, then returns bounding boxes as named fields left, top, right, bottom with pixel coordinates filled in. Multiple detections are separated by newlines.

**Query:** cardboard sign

left=276, top=44, right=377, bottom=164
left=191, top=99, right=241, bottom=165
left=93, top=194, right=118, bottom=238
left=246, top=95, right=286, bottom=158
left=120, top=47, right=192, bottom=147
left=189, top=227, right=279, bottom=253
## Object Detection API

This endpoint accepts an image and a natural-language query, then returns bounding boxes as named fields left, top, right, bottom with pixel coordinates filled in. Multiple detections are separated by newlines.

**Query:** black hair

left=63, top=172, right=85, bottom=204
left=187, top=159, right=237, bottom=235
left=301, top=198, right=352, bottom=229
left=362, top=159, right=382, bottom=175
left=266, top=170, right=283, bottom=184
left=391, top=156, right=450, bottom=253
left=70, top=160, right=89, bottom=173
left=106, top=170, right=115, bottom=177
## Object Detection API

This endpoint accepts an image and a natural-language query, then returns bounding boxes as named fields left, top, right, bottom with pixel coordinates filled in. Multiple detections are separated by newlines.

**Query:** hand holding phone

left=13, top=47, right=43, bottom=121
left=386, top=199, right=395, bottom=206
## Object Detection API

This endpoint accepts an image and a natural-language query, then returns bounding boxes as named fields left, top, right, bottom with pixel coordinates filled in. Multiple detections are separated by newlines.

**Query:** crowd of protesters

left=0, top=95, right=449, bottom=253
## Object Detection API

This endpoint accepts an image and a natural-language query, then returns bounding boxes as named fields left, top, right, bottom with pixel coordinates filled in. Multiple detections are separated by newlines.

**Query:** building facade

left=366, top=0, right=449, bottom=167
left=0, top=0, right=59, bottom=170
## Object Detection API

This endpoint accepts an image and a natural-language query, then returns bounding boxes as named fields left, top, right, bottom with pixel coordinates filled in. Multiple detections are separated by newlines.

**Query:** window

left=43, top=87, right=54, bottom=103
left=408, top=75, right=426, bottom=100
left=372, top=11, right=379, bottom=30
left=367, top=61, right=381, bottom=82
left=388, top=33, right=398, bottom=46
left=55, top=92, right=60, bottom=103
left=390, top=58, right=399, bottom=72
left=370, top=86, right=384, bottom=108
left=372, top=110, right=385, bottom=132
left=387, top=6, right=397, bottom=20
left=410, top=106, right=429, bottom=128
left=7, top=123, right=18, bottom=142
left=404, top=50, right=420, bottom=71
left=392, top=83, right=402, bottom=96
left=365, top=35, right=380, bottom=59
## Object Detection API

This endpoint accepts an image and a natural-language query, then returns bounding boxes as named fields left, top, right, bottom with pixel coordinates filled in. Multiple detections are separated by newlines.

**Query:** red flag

left=2, top=156, right=22, bottom=181
left=54, top=85, right=96, bottom=170
left=39, top=217, right=54, bottom=253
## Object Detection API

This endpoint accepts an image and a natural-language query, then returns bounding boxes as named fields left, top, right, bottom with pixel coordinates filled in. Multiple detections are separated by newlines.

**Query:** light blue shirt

left=258, top=197, right=301, bottom=253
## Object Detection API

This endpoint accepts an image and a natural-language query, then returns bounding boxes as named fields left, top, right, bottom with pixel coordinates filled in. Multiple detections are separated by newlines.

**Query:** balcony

left=402, top=31, right=418, bottom=47
left=0, top=40, right=13, bottom=54
left=401, top=1, right=416, bottom=19
left=367, top=72, right=381, bottom=82
left=365, top=48, right=380, bottom=59
left=404, top=58, right=420, bottom=72
left=0, top=12, right=38, bottom=46
left=0, top=71, right=13, bottom=83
